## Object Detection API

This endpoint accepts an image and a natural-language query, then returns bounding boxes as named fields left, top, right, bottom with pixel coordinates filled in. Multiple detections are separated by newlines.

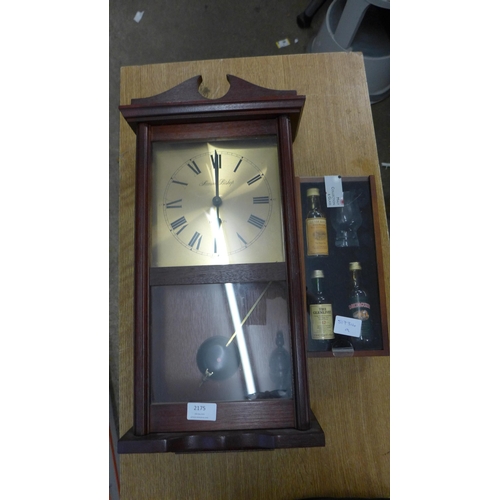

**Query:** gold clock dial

left=151, top=137, right=284, bottom=267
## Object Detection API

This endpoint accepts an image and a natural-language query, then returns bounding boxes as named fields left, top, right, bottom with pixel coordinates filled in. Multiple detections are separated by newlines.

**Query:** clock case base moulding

left=119, top=74, right=325, bottom=453
left=118, top=412, right=325, bottom=454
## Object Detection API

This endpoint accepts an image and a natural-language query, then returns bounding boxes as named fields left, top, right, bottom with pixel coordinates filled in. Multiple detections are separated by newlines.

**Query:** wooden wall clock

left=118, top=74, right=325, bottom=453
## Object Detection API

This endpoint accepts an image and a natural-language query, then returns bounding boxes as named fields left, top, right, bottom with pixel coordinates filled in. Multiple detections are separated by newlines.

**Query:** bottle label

left=348, top=301, right=373, bottom=339
left=310, top=304, right=334, bottom=339
left=306, top=218, right=329, bottom=256
left=348, top=302, right=371, bottom=320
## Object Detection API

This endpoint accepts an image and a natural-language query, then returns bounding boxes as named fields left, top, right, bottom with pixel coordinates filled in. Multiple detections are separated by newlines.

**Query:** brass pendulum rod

left=225, top=281, right=273, bottom=347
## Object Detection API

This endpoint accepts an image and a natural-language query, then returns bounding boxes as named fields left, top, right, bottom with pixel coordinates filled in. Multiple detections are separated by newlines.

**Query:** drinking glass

left=331, top=191, right=362, bottom=247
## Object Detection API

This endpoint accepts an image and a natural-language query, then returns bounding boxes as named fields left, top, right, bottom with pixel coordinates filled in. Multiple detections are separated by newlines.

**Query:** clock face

left=151, top=137, right=285, bottom=267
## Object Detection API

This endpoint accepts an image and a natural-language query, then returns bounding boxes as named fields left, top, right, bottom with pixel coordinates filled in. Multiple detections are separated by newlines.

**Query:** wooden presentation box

left=297, top=176, right=389, bottom=357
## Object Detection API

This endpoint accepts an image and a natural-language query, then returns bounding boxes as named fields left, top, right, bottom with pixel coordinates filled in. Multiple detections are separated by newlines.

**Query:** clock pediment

left=120, top=74, right=305, bottom=138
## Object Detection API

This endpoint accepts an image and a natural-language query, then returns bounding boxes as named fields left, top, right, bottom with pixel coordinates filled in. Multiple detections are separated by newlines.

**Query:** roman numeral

left=237, top=233, right=247, bottom=245
left=172, top=180, right=188, bottom=186
left=165, top=199, right=182, bottom=209
left=188, top=231, right=202, bottom=250
left=171, top=216, right=188, bottom=234
left=248, top=214, right=265, bottom=229
left=187, top=161, right=201, bottom=175
left=233, top=158, right=242, bottom=172
left=247, top=174, right=262, bottom=186
left=211, top=151, right=221, bottom=169
left=253, top=196, right=269, bottom=204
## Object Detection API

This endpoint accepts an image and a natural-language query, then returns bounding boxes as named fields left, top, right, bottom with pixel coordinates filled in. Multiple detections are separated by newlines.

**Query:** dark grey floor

left=109, top=0, right=389, bottom=426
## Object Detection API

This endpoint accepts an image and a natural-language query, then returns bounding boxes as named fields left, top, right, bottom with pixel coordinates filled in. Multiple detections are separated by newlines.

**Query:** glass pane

left=151, top=137, right=284, bottom=267
left=150, top=281, right=293, bottom=404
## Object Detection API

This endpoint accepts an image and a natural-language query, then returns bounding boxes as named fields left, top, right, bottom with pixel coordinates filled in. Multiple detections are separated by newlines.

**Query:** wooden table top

left=119, top=52, right=389, bottom=500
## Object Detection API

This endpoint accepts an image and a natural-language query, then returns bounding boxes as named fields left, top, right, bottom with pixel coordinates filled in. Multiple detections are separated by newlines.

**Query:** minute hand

left=211, top=150, right=222, bottom=226
left=211, top=150, right=220, bottom=198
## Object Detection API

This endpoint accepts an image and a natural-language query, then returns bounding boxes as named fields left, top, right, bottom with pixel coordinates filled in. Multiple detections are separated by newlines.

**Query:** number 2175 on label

left=187, top=402, right=217, bottom=421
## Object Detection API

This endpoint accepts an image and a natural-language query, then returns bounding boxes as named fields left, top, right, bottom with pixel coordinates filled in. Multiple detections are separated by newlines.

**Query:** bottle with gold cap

left=307, top=269, right=334, bottom=351
left=305, top=188, right=329, bottom=257
left=348, top=261, right=373, bottom=345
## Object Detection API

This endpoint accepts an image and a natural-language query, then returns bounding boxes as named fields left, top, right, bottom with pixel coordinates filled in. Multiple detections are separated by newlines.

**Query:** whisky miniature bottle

left=307, top=270, right=334, bottom=351
left=305, top=188, right=329, bottom=257
left=348, top=261, right=373, bottom=346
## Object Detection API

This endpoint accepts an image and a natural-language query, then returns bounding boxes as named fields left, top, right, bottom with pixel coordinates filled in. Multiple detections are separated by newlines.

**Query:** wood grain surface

left=119, top=53, right=390, bottom=500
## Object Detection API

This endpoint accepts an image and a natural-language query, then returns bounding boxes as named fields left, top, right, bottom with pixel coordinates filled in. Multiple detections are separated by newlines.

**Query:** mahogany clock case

left=118, top=75, right=325, bottom=453
left=298, top=176, right=389, bottom=357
